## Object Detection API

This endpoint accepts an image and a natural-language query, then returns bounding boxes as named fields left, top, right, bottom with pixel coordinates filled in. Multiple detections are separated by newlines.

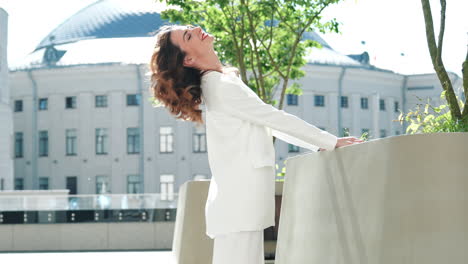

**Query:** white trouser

left=212, top=230, right=264, bottom=264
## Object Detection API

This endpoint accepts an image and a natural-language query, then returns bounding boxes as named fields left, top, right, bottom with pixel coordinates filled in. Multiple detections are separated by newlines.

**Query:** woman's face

left=169, top=25, right=215, bottom=68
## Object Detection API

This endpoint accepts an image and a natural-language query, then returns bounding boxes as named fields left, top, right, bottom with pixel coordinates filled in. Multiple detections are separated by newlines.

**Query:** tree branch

left=420, top=0, right=438, bottom=65
left=244, top=0, right=267, bottom=100
left=436, top=0, right=446, bottom=66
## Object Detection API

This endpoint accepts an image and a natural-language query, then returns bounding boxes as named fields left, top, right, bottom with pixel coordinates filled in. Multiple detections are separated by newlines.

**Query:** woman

left=150, top=25, right=363, bottom=264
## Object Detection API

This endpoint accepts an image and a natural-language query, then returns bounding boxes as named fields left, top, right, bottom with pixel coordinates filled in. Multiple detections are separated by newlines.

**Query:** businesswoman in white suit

left=149, top=25, right=363, bottom=264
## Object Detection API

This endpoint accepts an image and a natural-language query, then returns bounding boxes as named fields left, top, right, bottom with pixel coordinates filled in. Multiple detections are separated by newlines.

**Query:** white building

left=8, top=0, right=462, bottom=195
left=0, top=8, right=13, bottom=191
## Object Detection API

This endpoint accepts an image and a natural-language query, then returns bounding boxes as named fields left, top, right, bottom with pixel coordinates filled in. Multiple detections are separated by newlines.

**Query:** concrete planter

left=172, top=179, right=284, bottom=264
left=275, top=133, right=468, bottom=264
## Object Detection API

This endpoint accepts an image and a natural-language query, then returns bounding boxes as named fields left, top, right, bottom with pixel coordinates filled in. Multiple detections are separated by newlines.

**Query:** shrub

left=398, top=91, right=468, bottom=134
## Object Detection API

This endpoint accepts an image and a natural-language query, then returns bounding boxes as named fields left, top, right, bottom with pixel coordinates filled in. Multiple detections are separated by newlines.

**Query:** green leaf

left=440, top=90, right=446, bottom=99
left=423, top=114, right=435, bottom=122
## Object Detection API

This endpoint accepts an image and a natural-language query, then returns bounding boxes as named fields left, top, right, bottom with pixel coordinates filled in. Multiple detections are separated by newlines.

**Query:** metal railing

left=0, top=193, right=178, bottom=211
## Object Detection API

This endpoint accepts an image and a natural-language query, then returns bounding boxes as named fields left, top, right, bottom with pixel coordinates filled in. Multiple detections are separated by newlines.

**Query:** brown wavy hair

left=149, top=25, right=204, bottom=124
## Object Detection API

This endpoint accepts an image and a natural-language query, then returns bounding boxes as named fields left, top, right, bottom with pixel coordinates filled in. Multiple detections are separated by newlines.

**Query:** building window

left=39, top=131, right=48, bottom=157
left=14, top=100, right=23, bottom=112
left=380, top=129, right=387, bottom=138
left=361, top=97, right=369, bottom=109
left=288, top=144, right=300, bottom=153
left=193, top=174, right=207, bottom=181
left=160, top=174, right=174, bottom=201
left=39, top=98, right=48, bottom=110
left=66, top=129, right=77, bottom=156
left=0, top=178, right=4, bottom=190
left=127, top=94, right=141, bottom=106
left=39, top=177, right=49, bottom=190
left=96, top=128, right=108, bottom=155
left=379, top=99, right=386, bottom=111
left=127, top=175, right=141, bottom=194
left=66, top=176, right=78, bottom=195
left=15, top=178, right=24, bottom=190
left=127, top=127, right=140, bottom=154
left=95, top=95, right=108, bottom=108
left=193, top=126, right=206, bottom=153
left=394, top=101, right=399, bottom=113
left=287, top=94, right=298, bottom=106
left=96, top=175, right=110, bottom=194
left=396, top=130, right=401, bottom=135
left=340, top=96, right=349, bottom=108
left=65, top=96, right=76, bottom=109
left=160, top=126, right=174, bottom=153
left=314, top=95, right=325, bottom=107
left=318, top=127, right=326, bottom=131
left=341, top=127, right=350, bottom=137
left=15, top=132, right=23, bottom=158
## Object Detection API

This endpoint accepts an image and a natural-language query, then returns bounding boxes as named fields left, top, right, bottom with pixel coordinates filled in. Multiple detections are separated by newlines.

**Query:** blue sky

left=0, top=0, right=466, bottom=76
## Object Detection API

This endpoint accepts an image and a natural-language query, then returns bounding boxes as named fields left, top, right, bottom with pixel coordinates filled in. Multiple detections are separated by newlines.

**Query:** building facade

left=8, top=0, right=463, bottom=196
left=0, top=8, right=13, bottom=191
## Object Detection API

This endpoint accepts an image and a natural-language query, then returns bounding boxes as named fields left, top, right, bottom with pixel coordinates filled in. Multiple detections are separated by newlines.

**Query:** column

left=351, top=93, right=361, bottom=137
left=327, top=92, right=338, bottom=136
left=371, top=93, right=380, bottom=139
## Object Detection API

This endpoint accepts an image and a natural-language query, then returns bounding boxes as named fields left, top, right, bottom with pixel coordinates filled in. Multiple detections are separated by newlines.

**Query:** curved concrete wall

left=172, top=180, right=284, bottom=264
left=275, top=133, right=468, bottom=264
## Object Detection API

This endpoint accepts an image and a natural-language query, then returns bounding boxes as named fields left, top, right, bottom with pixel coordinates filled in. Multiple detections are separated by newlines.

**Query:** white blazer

left=200, top=71, right=337, bottom=239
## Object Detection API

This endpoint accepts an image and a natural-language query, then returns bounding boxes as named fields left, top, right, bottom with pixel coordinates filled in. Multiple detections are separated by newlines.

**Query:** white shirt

left=201, top=70, right=337, bottom=238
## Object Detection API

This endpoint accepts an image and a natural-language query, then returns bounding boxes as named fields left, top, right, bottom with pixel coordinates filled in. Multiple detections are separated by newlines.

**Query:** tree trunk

left=461, top=50, right=468, bottom=121
left=420, top=0, right=463, bottom=122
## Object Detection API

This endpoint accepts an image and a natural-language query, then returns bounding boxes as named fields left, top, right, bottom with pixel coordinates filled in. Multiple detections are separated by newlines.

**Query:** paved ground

left=0, top=250, right=276, bottom=263
left=0, top=251, right=176, bottom=264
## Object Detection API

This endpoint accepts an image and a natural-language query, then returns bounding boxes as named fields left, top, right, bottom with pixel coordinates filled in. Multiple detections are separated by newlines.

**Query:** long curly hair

left=149, top=25, right=204, bottom=124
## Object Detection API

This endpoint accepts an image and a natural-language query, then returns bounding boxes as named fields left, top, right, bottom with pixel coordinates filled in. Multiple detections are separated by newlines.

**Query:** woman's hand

left=318, top=136, right=364, bottom=152
left=335, top=136, right=364, bottom=148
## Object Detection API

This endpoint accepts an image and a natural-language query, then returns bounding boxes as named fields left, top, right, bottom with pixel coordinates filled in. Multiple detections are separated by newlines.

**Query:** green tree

left=420, top=0, right=468, bottom=126
left=158, top=0, right=341, bottom=110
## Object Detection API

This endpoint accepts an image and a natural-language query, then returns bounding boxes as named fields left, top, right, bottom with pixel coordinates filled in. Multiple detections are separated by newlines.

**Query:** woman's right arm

left=211, top=76, right=338, bottom=151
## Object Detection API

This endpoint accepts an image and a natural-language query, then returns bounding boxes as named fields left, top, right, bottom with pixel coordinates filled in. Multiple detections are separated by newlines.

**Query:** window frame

left=95, top=128, right=108, bottom=155
left=127, top=127, right=140, bottom=154
left=15, top=132, right=23, bottom=158
left=160, top=174, right=175, bottom=201
left=96, top=175, right=111, bottom=194
left=360, top=97, right=369, bottom=109
left=192, top=126, right=207, bottom=153
left=287, top=94, right=298, bottom=106
left=160, top=126, right=174, bottom=154
left=95, top=95, right=108, bottom=108
left=126, top=94, right=141, bottom=106
left=314, top=95, right=325, bottom=107
left=379, top=99, right=386, bottom=111
left=14, top=100, right=23, bottom=112
left=39, top=130, right=48, bottom=157
left=38, top=98, right=48, bottom=110
left=66, top=129, right=77, bottom=156
left=39, top=177, right=49, bottom=190
left=14, top=178, right=24, bottom=190
left=340, top=96, right=349, bottom=108
left=65, top=96, right=77, bottom=109
left=127, top=174, right=141, bottom=194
